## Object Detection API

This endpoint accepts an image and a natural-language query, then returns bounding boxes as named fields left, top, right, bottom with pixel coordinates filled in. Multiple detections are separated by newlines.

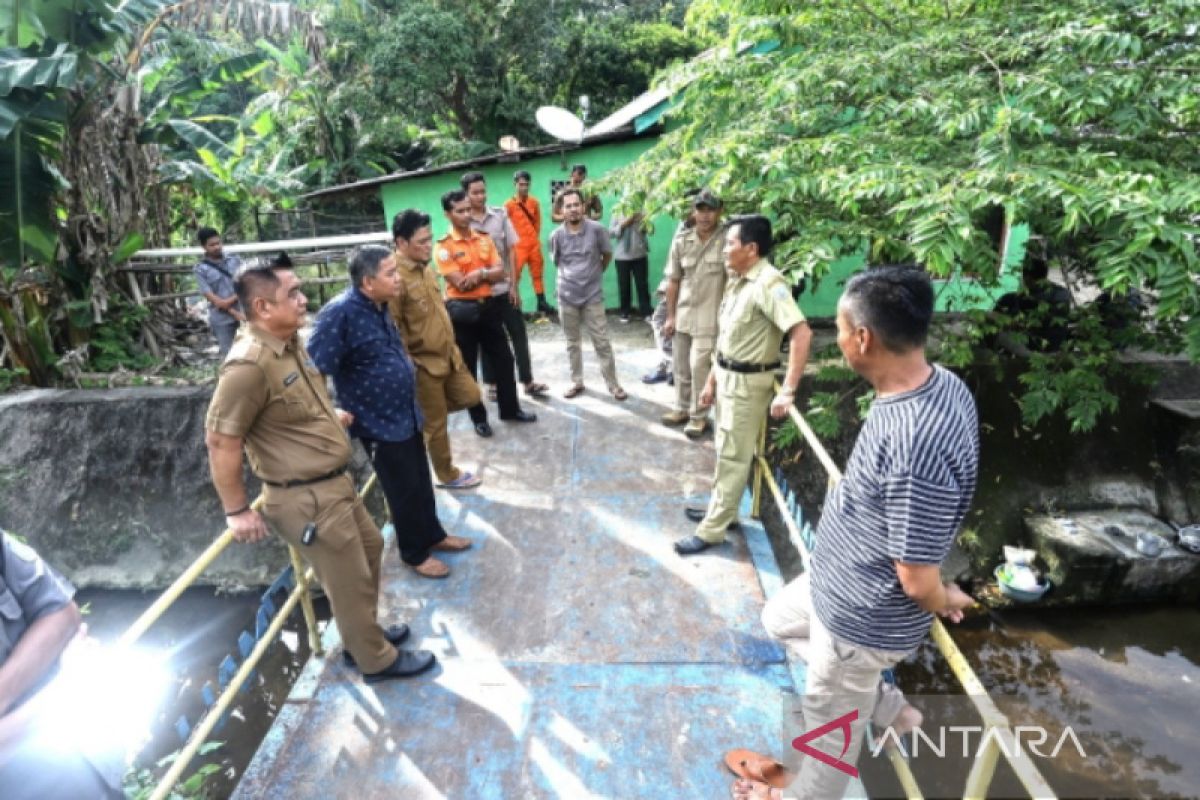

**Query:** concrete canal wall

left=0, top=387, right=381, bottom=590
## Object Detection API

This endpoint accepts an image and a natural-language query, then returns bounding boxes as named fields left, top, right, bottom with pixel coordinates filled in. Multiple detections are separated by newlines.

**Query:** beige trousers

left=764, top=572, right=911, bottom=799
left=560, top=301, right=619, bottom=389
left=672, top=331, right=715, bottom=422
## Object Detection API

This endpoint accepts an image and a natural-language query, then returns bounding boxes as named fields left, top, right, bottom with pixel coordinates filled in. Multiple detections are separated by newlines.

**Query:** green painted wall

left=380, top=137, right=679, bottom=313
left=378, top=135, right=1024, bottom=319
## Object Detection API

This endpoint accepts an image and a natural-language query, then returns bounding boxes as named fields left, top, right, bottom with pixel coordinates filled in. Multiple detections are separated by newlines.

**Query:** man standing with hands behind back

left=551, top=189, right=626, bottom=401
left=661, top=190, right=727, bottom=440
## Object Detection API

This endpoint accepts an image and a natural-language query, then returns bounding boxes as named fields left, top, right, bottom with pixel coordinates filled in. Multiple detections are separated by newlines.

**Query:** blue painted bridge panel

left=234, top=334, right=815, bottom=799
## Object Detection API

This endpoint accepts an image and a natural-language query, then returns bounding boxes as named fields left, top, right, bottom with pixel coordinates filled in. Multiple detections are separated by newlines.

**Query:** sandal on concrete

left=563, top=383, right=585, bottom=399
left=524, top=381, right=549, bottom=397
left=724, top=749, right=793, bottom=789
left=411, top=557, right=450, bottom=579
left=609, top=386, right=628, bottom=401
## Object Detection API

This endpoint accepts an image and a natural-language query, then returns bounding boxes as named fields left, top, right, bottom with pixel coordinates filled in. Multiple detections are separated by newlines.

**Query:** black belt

left=446, top=297, right=488, bottom=305
left=716, top=354, right=780, bottom=374
left=260, top=464, right=348, bottom=489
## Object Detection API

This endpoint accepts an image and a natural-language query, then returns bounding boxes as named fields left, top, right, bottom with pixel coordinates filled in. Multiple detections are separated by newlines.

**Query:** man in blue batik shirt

left=308, top=245, right=474, bottom=579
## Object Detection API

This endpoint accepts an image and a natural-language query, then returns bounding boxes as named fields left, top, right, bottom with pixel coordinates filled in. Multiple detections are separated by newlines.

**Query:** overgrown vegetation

left=615, top=0, right=1200, bottom=431
left=0, top=0, right=700, bottom=387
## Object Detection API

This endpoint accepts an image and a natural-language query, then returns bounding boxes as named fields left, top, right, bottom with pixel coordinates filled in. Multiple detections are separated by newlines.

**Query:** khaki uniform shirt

left=665, top=225, right=728, bottom=337
left=389, top=254, right=465, bottom=379
left=205, top=326, right=352, bottom=484
left=716, top=258, right=806, bottom=390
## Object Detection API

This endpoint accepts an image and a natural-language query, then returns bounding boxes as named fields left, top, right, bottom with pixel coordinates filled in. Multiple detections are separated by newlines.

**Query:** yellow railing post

left=288, top=544, right=323, bottom=656
left=118, top=473, right=382, bottom=798
left=964, top=736, right=1002, bottom=800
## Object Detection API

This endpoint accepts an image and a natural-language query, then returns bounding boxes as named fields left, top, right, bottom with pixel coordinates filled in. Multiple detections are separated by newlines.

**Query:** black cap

left=692, top=189, right=723, bottom=209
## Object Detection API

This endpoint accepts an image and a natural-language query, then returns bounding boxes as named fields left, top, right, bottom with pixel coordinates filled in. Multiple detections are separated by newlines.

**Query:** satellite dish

left=536, top=106, right=585, bottom=143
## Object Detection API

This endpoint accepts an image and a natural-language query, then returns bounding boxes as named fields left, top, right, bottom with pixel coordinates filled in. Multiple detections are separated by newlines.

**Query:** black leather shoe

left=474, top=421, right=494, bottom=437
left=502, top=409, right=538, bottom=423
left=674, top=535, right=722, bottom=555
left=363, top=649, right=437, bottom=682
left=682, top=506, right=741, bottom=529
left=343, top=623, right=411, bottom=668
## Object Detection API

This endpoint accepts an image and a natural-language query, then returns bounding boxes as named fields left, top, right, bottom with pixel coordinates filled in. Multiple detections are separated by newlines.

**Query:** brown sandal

left=610, top=386, right=628, bottom=401
left=524, top=381, right=549, bottom=397
left=563, top=383, right=585, bottom=399
left=723, top=749, right=793, bottom=789
left=411, top=557, right=450, bottom=578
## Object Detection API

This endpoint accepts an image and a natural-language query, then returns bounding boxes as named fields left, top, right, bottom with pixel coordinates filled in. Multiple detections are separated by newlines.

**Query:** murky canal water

left=76, top=586, right=325, bottom=797
left=861, top=605, right=1200, bottom=799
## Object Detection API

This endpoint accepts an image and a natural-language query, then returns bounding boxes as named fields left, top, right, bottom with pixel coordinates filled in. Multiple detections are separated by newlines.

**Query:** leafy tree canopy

left=614, top=0, right=1200, bottom=431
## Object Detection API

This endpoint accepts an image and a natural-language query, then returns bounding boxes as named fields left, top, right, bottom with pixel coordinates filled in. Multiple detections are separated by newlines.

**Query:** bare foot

left=730, top=779, right=783, bottom=800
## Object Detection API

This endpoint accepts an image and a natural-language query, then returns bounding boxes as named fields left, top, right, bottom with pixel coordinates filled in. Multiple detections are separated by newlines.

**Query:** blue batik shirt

left=307, top=286, right=423, bottom=444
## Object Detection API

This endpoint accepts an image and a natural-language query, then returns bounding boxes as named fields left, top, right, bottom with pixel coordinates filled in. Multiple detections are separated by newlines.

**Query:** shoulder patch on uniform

left=226, top=337, right=262, bottom=363
left=438, top=248, right=450, bottom=261
left=772, top=284, right=793, bottom=303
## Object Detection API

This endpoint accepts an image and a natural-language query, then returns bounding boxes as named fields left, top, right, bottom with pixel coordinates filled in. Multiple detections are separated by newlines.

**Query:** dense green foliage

left=0, top=0, right=697, bottom=385
left=615, top=0, right=1200, bottom=430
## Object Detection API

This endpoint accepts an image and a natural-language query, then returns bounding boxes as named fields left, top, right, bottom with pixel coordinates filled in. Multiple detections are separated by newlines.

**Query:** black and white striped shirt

left=810, top=365, right=979, bottom=652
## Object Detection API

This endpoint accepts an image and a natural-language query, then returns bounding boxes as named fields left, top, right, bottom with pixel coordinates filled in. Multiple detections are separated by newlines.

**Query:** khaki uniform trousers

left=262, top=473, right=396, bottom=673
left=695, top=368, right=773, bottom=543
left=416, top=363, right=482, bottom=484
left=772, top=578, right=909, bottom=799
left=561, top=301, right=619, bottom=389
left=762, top=572, right=910, bottom=726
left=671, top=331, right=715, bottom=422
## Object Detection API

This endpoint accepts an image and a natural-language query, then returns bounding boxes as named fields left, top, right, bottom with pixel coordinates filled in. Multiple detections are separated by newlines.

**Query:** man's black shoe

left=342, top=623, right=410, bottom=668
left=474, top=421, right=494, bottom=437
left=502, top=409, right=537, bottom=423
left=363, top=649, right=437, bottom=682
left=682, top=506, right=741, bottom=530
left=674, top=535, right=722, bottom=555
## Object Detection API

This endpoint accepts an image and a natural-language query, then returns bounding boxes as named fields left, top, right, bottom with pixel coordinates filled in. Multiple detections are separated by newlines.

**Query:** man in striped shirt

left=744, top=266, right=979, bottom=800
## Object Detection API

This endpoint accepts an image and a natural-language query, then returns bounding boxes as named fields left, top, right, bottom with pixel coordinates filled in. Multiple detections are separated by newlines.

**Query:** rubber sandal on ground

left=563, top=383, right=585, bottom=399
left=438, top=472, right=481, bottom=489
left=723, top=749, right=793, bottom=789
left=411, top=557, right=450, bottom=578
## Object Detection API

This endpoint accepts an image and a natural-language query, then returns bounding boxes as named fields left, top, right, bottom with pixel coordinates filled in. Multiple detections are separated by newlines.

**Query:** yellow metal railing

left=753, top=383, right=1056, bottom=800
left=120, top=472, right=378, bottom=800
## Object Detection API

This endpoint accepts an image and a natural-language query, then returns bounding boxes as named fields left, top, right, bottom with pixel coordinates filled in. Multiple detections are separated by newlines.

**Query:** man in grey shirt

left=193, top=227, right=244, bottom=359
left=550, top=189, right=626, bottom=401
left=609, top=211, right=652, bottom=321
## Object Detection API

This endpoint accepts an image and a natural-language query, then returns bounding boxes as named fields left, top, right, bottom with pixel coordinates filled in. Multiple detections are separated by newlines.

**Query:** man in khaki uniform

left=390, top=209, right=484, bottom=490
left=675, top=215, right=813, bottom=555
left=205, top=259, right=435, bottom=680
left=662, top=190, right=727, bottom=439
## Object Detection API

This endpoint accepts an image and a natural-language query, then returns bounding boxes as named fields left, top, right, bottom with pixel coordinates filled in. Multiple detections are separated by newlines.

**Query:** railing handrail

left=121, top=472, right=377, bottom=799
left=759, top=382, right=1056, bottom=800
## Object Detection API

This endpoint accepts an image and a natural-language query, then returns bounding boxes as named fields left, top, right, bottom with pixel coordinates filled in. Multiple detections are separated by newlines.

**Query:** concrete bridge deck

left=234, top=323, right=810, bottom=799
